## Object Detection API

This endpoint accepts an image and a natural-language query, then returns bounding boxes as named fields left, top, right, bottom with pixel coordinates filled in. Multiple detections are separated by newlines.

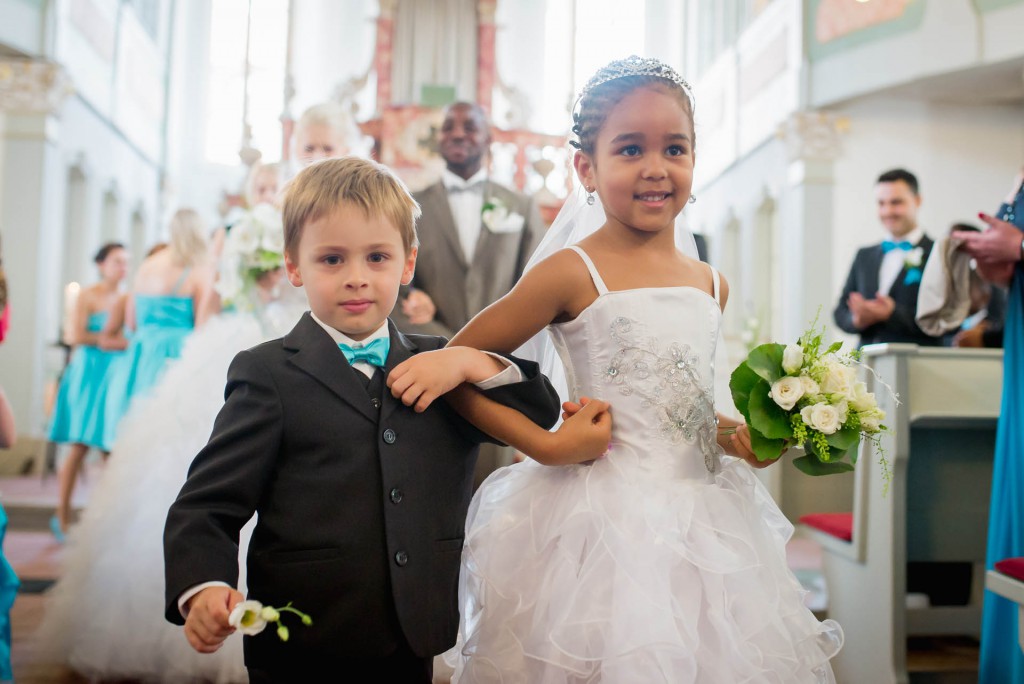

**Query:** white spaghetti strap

left=567, top=246, right=609, bottom=295
left=709, top=265, right=721, bottom=304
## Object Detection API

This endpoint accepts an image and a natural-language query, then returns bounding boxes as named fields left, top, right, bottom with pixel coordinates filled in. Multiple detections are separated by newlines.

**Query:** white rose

left=859, top=407, right=885, bottom=433
left=769, top=376, right=805, bottom=411
left=820, top=360, right=856, bottom=397
left=260, top=223, right=285, bottom=254
left=849, top=381, right=877, bottom=412
left=800, top=375, right=820, bottom=398
left=252, top=205, right=284, bottom=253
left=905, top=247, right=923, bottom=268
left=228, top=600, right=268, bottom=636
left=215, top=257, right=244, bottom=302
left=782, top=344, right=804, bottom=374
left=800, top=402, right=841, bottom=435
left=834, top=399, right=849, bottom=424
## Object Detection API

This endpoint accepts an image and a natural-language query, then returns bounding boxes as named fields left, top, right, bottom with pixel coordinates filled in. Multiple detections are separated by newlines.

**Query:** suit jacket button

left=394, top=550, right=409, bottom=566
left=383, top=428, right=396, bottom=444
left=389, top=488, right=403, bottom=504
left=371, top=398, right=381, bottom=409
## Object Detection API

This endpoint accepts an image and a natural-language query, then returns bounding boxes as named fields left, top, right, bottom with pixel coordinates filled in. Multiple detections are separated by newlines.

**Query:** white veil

left=513, top=183, right=739, bottom=418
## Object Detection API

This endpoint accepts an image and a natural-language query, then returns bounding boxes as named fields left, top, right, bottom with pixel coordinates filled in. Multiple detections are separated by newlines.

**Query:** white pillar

left=0, top=59, right=73, bottom=443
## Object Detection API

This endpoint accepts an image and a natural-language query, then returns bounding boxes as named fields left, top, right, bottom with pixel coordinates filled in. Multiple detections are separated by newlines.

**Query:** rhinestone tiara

left=578, top=55, right=692, bottom=100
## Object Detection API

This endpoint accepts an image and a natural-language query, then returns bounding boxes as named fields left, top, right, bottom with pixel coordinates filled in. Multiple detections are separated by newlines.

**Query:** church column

left=0, top=58, right=74, bottom=448
left=772, top=109, right=852, bottom=517
left=476, top=0, right=498, bottom=114
left=374, top=0, right=396, bottom=115
left=777, top=110, right=845, bottom=340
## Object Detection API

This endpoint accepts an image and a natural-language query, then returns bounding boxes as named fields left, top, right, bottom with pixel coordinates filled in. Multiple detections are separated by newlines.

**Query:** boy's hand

left=551, top=398, right=612, bottom=464
left=184, top=586, right=244, bottom=654
left=389, top=348, right=504, bottom=412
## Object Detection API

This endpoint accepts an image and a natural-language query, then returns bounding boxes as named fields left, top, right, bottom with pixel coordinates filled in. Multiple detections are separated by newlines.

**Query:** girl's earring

left=688, top=194, right=697, bottom=204
left=586, top=187, right=596, bottom=206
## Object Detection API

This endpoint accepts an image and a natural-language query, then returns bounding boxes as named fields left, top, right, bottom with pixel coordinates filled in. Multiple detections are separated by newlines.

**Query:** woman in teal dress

left=102, top=208, right=214, bottom=457
left=955, top=168, right=1024, bottom=683
left=48, top=243, right=129, bottom=539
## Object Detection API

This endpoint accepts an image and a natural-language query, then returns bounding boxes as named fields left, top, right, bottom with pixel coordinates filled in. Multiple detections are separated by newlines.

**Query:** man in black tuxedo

left=164, top=158, right=609, bottom=682
left=834, top=168, right=942, bottom=348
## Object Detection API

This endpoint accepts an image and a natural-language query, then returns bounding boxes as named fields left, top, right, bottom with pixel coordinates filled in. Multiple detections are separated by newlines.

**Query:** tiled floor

left=0, top=468, right=978, bottom=683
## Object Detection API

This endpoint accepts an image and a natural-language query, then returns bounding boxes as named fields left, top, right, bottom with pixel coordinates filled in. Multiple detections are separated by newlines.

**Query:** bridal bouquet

left=216, top=203, right=285, bottom=309
left=729, top=317, right=891, bottom=478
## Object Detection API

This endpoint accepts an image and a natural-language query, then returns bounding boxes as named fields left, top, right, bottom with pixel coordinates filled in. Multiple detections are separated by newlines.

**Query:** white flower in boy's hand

left=782, top=344, right=804, bottom=374
left=769, top=376, right=805, bottom=411
left=228, top=600, right=269, bottom=636
left=800, top=403, right=841, bottom=435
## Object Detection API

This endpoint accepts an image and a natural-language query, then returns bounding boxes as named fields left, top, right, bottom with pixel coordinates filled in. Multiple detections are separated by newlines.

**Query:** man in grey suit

left=393, top=102, right=545, bottom=486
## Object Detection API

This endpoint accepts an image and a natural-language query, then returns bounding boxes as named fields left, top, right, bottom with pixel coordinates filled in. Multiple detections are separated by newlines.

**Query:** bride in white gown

left=37, top=206, right=307, bottom=683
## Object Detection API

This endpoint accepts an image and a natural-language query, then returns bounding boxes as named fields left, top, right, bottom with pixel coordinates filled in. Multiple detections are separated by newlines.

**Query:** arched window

left=204, top=0, right=289, bottom=165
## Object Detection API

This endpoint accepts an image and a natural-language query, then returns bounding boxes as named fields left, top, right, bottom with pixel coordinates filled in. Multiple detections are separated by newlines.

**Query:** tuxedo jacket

left=833, top=235, right=942, bottom=348
left=392, top=179, right=544, bottom=337
left=164, top=313, right=559, bottom=669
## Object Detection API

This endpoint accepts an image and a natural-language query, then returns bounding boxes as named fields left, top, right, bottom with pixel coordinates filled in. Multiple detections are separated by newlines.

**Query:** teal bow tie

left=881, top=240, right=913, bottom=254
left=339, top=337, right=389, bottom=367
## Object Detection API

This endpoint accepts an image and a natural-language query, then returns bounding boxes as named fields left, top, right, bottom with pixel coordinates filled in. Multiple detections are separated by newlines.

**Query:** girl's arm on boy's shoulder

left=450, top=249, right=590, bottom=352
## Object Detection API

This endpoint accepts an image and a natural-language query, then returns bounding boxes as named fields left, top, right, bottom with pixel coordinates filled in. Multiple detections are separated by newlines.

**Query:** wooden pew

left=799, top=344, right=1002, bottom=684
left=985, top=558, right=1024, bottom=654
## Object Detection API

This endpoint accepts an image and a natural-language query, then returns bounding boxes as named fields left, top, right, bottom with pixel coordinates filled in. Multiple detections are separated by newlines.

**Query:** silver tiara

left=578, top=55, right=692, bottom=100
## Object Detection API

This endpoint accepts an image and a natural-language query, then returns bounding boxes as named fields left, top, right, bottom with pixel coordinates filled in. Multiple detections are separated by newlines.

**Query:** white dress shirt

left=879, top=226, right=925, bottom=295
left=442, top=167, right=488, bottom=261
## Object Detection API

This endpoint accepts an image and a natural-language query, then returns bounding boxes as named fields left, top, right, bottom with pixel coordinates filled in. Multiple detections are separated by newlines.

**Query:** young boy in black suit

left=164, top=157, right=611, bottom=682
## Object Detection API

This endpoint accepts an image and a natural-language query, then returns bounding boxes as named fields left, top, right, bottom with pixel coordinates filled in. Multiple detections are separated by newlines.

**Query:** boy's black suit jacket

left=164, top=313, right=560, bottom=669
left=833, top=236, right=941, bottom=348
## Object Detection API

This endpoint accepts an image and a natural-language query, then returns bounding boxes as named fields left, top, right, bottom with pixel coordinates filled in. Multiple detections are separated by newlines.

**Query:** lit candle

left=62, top=281, right=80, bottom=346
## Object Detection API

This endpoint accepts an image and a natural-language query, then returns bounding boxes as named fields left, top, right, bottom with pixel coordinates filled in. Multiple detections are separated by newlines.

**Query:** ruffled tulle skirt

left=446, top=449, right=843, bottom=683
left=36, top=313, right=270, bottom=683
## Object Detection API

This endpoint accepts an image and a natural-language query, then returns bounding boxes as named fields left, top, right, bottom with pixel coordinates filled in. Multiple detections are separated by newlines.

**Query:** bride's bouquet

left=216, top=203, right=285, bottom=310
left=729, top=316, right=891, bottom=479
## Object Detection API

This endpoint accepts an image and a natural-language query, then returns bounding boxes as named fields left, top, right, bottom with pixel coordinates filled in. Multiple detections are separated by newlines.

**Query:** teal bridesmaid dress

left=979, top=181, right=1024, bottom=683
left=0, top=504, right=17, bottom=683
left=48, top=311, right=124, bottom=452
left=103, top=272, right=195, bottom=447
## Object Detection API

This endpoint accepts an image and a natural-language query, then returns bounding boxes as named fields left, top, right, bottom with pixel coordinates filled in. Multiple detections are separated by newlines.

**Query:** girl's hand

left=720, top=423, right=780, bottom=469
left=547, top=399, right=612, bottom=465
left=388, top=347, right=504, bottom=412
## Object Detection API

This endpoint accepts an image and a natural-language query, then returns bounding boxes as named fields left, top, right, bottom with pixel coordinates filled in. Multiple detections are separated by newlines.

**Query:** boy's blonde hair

left=283, top=157, right=420, bottom=258
left=167, top=208, right=208, bottom=267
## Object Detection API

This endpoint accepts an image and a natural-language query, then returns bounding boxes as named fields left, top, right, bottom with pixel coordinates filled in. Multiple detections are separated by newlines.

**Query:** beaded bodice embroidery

left=547, top=247, right=723, bottom=478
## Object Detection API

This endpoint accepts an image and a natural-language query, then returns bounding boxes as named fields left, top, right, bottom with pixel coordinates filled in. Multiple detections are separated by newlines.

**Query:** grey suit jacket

left=393, top=179, right=544, bottom=336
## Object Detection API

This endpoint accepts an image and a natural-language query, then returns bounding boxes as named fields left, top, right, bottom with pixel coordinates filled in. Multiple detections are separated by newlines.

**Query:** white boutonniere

left=903, top=246, right=924, bottom=285
left=481, top=198, right=525, bottom=234
left=904, top=247, right=923, bottom=269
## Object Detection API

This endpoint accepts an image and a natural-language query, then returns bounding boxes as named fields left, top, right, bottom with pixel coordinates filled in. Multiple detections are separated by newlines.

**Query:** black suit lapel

left=862, top=245, right=884, bottom=295
left=284, top=313, right=379, bottom=422
left=379, top=320, right=420, bottom=423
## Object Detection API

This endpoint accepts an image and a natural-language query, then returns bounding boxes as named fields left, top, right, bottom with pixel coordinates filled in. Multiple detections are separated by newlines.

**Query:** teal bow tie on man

left=339, top=337, right=390, bottom=367
left=881, top=239, right=913, bottom=254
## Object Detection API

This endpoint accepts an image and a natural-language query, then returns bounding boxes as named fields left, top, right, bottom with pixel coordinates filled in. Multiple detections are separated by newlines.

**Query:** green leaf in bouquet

left=728, top=361, right=761, bottom=423
left=825, top=427, right=861, bottom=455
left=792, top=454, right=855, bottom=476
left=746, top=343, right=786, bottom=383
left=748, top=426, right=787, bottom=462
left=826, top=341, right=843, bottom=355
left=748, top=380, right=793, bottom=439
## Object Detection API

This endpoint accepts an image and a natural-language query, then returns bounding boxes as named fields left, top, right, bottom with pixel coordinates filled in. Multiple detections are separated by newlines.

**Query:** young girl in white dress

left=392, top=56, right=844, bottom=683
